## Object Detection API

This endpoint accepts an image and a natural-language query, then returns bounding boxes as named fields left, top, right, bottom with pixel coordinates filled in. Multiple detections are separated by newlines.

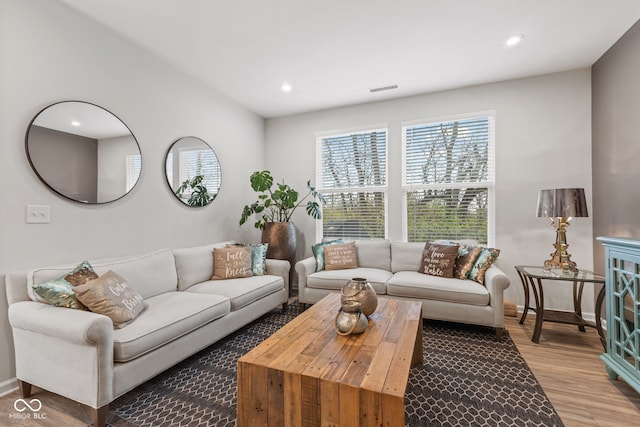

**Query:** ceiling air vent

left=369, top=84, right=398, bottom=93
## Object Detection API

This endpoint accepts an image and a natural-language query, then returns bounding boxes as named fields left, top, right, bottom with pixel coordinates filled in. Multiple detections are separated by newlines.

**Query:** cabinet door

left=607, top=248, right=640, bottom=373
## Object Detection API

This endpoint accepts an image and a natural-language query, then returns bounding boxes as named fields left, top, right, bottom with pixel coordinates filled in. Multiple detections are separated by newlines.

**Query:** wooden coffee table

left=237, top=293, right=423, bottom=426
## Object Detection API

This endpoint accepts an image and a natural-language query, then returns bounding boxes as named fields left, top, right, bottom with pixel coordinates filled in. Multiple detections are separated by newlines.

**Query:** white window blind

left=178, top=149, right=221, bottom=195
left=166, top=149, right=221, bottom=200
left=125, top=153, right=141, bottom=192
left=402, top=114, right=494, bottom=244
left=317, top=128, right=387, bottom=240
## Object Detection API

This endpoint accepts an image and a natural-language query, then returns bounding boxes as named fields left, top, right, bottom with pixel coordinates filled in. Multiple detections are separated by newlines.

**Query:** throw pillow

left=418, top=243, right=460, bottom=278
left=32, top=261, right=98, bottom=310
left=468, top=247, right=501, bottom=284
left=324, top=242, right=358, bottom=271
left=311, top=239, right=343, bottom=271
left=211, top=246, right=252, bottom=280
left=454, top=245, right=482, bottom=280
left=249, top=243, right=269, bottom=276
left=226, top=243, right=269, bottom=276
left=73, top=270, right=148, bottom=328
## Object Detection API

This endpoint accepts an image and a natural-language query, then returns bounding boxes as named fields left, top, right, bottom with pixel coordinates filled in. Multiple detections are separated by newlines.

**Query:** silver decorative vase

left=334, top=300, right=369, bottom=335
left=341, top=277, right=378, bottom=317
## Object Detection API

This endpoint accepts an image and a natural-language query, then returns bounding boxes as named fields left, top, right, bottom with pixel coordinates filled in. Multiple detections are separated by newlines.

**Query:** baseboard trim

left=0, top=378, right=18, bottom=398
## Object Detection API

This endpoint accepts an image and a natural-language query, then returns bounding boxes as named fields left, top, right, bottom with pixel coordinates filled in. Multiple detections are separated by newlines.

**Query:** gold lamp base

left=544, top=216, right=578, bottom=272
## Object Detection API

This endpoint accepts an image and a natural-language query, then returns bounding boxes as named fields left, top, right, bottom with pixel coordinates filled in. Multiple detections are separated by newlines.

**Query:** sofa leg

left=18, top=380, right=32, bottom=398
left=282, top=302, right=288, bottom=313
left=91, top=404, right=108, bottom=427
left=495, top=327, right=504, bottom=341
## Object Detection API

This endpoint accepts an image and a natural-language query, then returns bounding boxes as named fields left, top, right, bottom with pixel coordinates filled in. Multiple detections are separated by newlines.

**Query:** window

left=166, top=149, right=221, bottom=199
left=125, top=153, right=141, bottom=192
left=402, top=113, right=494, bottom=244
left=317, top=128, right=387, bottom=240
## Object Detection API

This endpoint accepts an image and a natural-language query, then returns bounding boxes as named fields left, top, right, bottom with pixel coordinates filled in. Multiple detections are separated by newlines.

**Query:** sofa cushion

left=386, top=271, right=490, bottom=306
left=390, top=242, right=424, bottom=272
left=112, top=292, right=229, bottom=362
left=211, top=246, right=253, bottom=280
left=354, top=240, right=391, bottom=270
left=28, top=250, right=178, bottom=301
left=324, top=242, right=358, bottom=270
left=92, top=250, right=178, bottom=300
left=312, top=239, right=342, bottom=271
left=418, top=243, right=460, bottom=278
left=30, top=260, right=98, bottom=309
left=468, top=247, right=501, bottom=284
left=306, top=268, right=391, bottom=294
left=185, top=275, right=284, bottom=311
left=454, top=245, right=482, bottom=280
left=73, top=270, right=148, bottom=329
left=173, top=241, right=233, bottom=291
left=226, top=243, right=269, bottom=276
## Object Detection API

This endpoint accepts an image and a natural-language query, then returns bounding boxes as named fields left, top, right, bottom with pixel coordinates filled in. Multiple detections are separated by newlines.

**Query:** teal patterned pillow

left=468, top=247, right=500, bottom=284
left=312, top=239, right=343, bottom=272
left=250, top=243, right=269, bottom=276
left=32, top=261, right=98, bottom=309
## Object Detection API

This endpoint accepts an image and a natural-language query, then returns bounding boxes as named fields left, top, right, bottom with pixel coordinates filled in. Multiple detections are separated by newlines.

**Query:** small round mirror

left=26, top=101, right=141, bottom=204
left=165, top=136, right=221, bottom=207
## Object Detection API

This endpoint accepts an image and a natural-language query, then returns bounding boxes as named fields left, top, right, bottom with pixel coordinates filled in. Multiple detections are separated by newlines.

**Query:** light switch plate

left=26, top=205, right=50, bottom=224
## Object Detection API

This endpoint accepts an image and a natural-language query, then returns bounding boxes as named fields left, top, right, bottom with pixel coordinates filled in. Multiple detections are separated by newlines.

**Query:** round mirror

left=165, top=136, right=221, bottom=207
left=26, top=101, right=142, bottom=204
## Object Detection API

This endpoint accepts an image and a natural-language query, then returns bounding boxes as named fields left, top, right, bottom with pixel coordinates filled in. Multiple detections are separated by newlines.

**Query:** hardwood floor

left=1, top=315, right=639, bottom=426
left=505, top=315, right=640, bottom=427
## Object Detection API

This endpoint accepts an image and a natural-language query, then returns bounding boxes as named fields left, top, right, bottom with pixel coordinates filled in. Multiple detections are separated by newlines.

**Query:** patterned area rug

left=107, top=304, right=563, bottom=427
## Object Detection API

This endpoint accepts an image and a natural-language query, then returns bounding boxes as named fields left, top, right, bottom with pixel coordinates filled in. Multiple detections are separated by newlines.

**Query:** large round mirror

left=165, top=136, right=221, bottom=207
left=26, top=101, right=141, bottom=204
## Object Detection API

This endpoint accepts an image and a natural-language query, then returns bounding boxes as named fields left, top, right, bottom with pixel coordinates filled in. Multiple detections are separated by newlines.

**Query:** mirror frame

left=25, top=100, right=142, bottom=204
left=164, top=136, right=222, bottom=207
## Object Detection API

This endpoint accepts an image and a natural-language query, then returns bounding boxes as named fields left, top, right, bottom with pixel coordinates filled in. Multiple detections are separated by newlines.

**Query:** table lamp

left=536, top=188, right=588, bottom=272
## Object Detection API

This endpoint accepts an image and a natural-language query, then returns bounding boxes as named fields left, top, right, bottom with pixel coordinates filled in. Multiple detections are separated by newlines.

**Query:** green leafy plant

left=175, top=175, right=215, bottom=207
left=239, top=170, right=326, bottom=229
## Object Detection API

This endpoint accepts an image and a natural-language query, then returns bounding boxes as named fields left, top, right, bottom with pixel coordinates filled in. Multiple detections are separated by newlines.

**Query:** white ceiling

left=58, top=0, right=640, bottom=119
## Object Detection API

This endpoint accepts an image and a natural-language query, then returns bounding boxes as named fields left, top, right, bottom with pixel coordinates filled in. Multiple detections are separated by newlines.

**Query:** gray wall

left=28, top=125, right=99, bottom=202
left=592, top=19, right=640, bottom=274
left=266, top=69, right=594, bottom=316
left=0, top=0, right=264, bottom=393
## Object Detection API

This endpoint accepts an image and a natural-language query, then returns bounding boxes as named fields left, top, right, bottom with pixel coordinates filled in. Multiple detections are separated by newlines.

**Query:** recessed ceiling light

left=70, top=120, right=81, bottom=127
left=281, top=82, right=292, bottom=92
left=506, top=34, right=524, bottom=46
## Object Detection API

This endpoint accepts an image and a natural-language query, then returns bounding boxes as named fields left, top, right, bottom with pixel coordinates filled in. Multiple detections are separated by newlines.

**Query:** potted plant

left=175, top=175, right=215, bottom=207
left=239, top=170, right=325, bottom=228
left=239, top=170, right=325, bottom=269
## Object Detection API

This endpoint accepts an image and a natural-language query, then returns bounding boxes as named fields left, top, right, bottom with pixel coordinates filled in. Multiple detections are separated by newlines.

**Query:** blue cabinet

left=598, top=237, right=640, bottom=393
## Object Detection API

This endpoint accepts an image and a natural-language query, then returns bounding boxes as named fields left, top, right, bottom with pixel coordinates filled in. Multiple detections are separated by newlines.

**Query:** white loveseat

left=296, top=240, right=510, bottom=338
left=5, top=241, right=289, bottom=427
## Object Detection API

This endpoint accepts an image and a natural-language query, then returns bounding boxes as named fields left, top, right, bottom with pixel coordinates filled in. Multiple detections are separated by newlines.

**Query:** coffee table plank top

left=237, top=292, right=423, bottom=427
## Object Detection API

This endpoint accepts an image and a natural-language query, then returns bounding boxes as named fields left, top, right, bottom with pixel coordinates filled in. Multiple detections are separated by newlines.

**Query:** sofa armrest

left=8, top=301, right=114, bottom=408
left=9, top=301, right=114, bottom=345
left=295, top=257, right=317, bottom=296
left=265, top=258, right=290, bottom=293
left=484, top=264, right=510, bottom=295
left=483, top=265, right=510, bottom=327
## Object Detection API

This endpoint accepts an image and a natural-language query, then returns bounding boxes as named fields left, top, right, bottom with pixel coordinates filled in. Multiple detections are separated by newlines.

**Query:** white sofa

left=296, top=240, right=510, bottom=338
left=5, top=241, right=289, bottom=427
